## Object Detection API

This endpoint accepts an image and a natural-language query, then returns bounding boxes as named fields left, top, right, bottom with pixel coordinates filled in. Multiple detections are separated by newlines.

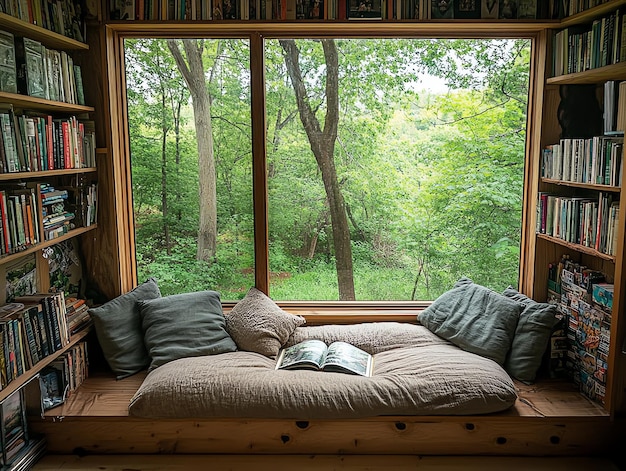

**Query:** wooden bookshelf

left=0, top=325, right=92, bottom=402
left=0, top=167, right=97, bottom=182
left=0, top=225, right=98, bottom=266
left=0, top=12, right=88, bottom=51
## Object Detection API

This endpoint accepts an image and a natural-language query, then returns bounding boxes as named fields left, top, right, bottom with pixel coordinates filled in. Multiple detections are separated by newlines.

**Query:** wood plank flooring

left=33, top=455, right=621, bottom=470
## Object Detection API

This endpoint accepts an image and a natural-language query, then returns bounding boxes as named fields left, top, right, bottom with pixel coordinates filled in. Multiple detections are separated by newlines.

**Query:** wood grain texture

left=32, top=455, right=621, bottom=471
left=30, top=414, right=620, bottom=456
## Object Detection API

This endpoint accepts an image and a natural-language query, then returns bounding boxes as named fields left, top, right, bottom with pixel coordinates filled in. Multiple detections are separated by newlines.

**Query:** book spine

left=35, top=305, right=50, bottom=358
left=0, top=326, right=7, bottom=388
left=61, top=120, right=70, bottom=169
left=21, top=308, right=40, bottom=367
left=46, top=297, right=63, bottom=351
left=12, top=318, right=24, bottom=376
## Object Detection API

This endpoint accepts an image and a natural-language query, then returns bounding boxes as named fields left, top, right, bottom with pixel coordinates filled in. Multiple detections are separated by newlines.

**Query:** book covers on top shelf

left=111, top=0, right=552, bottom=19
left=0, top=0, right=86, bottom=43
left=546, top=255, right=612, bottom=404
left=276, top=339, right=374, bottom=376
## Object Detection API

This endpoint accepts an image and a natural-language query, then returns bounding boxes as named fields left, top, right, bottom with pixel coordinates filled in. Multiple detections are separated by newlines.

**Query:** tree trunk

left=168, top=39, right=217, bottom=263
left=280, top=39, right=355, bottom=300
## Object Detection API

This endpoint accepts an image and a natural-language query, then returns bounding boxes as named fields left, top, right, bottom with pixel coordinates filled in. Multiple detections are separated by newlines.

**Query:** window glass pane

left=265, top=38, right=531, bottom=301
left=124, top=38, right=253, bottom=299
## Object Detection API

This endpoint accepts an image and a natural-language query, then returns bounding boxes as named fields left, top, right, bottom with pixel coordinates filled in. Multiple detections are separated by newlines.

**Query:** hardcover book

left=275, top=339, right=373, bottom=376
left=0, top=30, right=17, bottom=94
left=348, top=0, right=381, bottom=18
left=13, top=37, right=46, bottom=99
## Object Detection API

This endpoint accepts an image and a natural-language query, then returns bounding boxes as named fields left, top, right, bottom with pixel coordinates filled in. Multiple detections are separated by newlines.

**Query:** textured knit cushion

left=502, top=286, right=560, bottom=383
left=417, top=278, right=521, bottom=365
left=225, top=287, right=305, bottom=358
left=88, top=278, right=161, bottom=379
left=139, top=290, right=237, bottom=371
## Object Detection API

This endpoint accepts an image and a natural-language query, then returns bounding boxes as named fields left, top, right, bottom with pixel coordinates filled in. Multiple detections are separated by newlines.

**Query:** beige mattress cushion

left=129, top=322, right=517, bottom=418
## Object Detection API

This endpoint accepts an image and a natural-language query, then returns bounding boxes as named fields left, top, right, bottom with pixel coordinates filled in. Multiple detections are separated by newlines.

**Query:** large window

left=124, top=35, right=531, bottom=301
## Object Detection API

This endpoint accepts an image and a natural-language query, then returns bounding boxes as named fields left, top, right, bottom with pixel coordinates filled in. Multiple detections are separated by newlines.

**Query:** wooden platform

left=32, top=455, right=622, bottom=471
left=29, top=372, right=624, bottom=457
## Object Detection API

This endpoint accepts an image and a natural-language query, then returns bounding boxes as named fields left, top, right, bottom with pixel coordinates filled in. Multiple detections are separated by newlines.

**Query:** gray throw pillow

left=88, top=278, right=161, bottom=379
left=418, top=278, right=521, bottom=365
left=502, top=286, right=560, bottom=383
left=139, top=290, right=237, bottom=371
left=225, top=287, right=305, bottom=358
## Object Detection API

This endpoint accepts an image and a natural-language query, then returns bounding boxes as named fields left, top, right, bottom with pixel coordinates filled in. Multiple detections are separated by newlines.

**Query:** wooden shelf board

left=558, top=0, right=626, bottom=28
left=536, top=233, right=616, bottom=261
left=0, top=325, right=92, bottom=402
left=106, top=20, right=555, bottom=37
left=0, top=92, right=95, bottom=113
left=541, top=178, right=621, bottom=192
left=547, top=62, right=626, bottom=84
left=0, top=167, right=97, bottom=181
left=0, top=13, right=88, bottom=50
left=0, top=225, right=98, bottom=266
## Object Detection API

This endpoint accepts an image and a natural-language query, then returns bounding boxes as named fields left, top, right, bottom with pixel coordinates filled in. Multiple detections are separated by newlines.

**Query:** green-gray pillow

left=139, top=290, right=237, bottom=371
left=225, top=287, right=305, bottom=358
left=502, top=286, right=559, bottom=383
left=88, top=278, right=161, bottom=379
left=418, top=278, right=521, bottom=365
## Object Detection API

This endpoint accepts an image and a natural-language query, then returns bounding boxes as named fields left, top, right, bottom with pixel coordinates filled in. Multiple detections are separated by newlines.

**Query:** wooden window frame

left=104, top=22, right=548, bottom=313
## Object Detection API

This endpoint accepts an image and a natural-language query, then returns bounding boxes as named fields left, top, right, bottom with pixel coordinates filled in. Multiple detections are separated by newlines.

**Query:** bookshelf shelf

left=536, top=233, right=617, bottom=262
left=541, top=178, right=621, bottom=193
left=0, top=325, right=92, bottom=403
left=0, top=92, right=95, bottom=113
left=558, top=0, right=626, bottom=28
left=0, top=224, right=97, bottom=267
left=547, top=62, right=626, bottom=85
left=0, top=12, right=88, bottom=51
left=0, top=168, right=97, bottom=182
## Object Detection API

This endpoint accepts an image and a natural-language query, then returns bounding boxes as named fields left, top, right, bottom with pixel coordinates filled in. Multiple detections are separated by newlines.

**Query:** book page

left=275, top=339, right=327, bottom=370
left=322, top=341, right=373, bottom=377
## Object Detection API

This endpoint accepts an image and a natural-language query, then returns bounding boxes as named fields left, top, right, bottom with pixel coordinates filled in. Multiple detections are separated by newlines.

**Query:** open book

left=275, top=339, right=373, bottom=377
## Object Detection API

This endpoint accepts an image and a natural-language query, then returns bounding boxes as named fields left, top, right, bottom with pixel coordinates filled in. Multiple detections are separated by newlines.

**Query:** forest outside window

left=123, top=36, right=532, bottom=302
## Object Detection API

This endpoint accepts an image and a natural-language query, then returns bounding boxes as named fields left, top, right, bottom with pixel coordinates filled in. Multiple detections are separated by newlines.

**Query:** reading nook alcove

left=0, top=0, right=625, bottom=467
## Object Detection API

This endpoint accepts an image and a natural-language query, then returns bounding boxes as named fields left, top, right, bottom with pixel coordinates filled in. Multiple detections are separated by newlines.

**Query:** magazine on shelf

left=275, top=339, right=373, bottom=377
left=0, top=388, right=27, bottom=466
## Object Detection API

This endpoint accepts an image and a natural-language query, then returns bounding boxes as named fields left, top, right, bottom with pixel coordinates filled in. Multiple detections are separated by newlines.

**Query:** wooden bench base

left=29, top=372, right=624, bottom=456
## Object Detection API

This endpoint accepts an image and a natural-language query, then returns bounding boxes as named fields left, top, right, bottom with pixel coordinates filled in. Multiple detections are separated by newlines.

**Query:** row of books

left=552, top=9, right=626, bottom=76
left=537, top=191, right=620, bottom=256
left=111, top=0, right=546, bottom=21
left=0, top=186, right=42, bottom=255
left=0, top=381, right=46, bottom=470
left=0, top=179, right=96, bottom=255
left=550, top=0, right=613, bottom=19
left=0, top=0, right=85, bottom=42
left=0, top=30, right=85, bottom=106
left=541, top=136, right=623, bottom=186
left=0, top=105, right=96, bottom=174
left=547, top=255, right=612, bottom=404
left=0, top=292, right=90, bottom=390
left=40, top=339, right=88, bottom=410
